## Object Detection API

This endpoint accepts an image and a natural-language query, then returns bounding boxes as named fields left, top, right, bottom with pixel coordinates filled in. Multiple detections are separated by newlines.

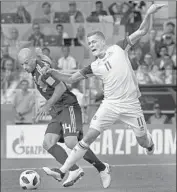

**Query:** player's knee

left=83, top=127, right=100, bottom=145
left=43, top=139, right=51, bottom=151
left=136, top=135, right=148, bottom=148
left=65, top=136, right=78, bottom=149
left=43, top=133, right=59, bottom=151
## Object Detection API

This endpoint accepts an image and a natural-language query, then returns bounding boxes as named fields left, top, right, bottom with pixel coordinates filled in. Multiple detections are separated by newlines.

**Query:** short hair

left=56, top=24, right=63, bottom=29
left=42, top=2, right=51, bottom=8
left=69, top=1, right=76, bottom=6
left=166, top=22, right=175, bottom=27
left=20, top=79, right=29, bottom=84
left=42, top=47, right=50, bottom=53
left=160, top=45, right=167, bottom=50
left=96, top=1, right=103, bottom=5
left=32, top=23, right=40, bottom=28
left=153, top=103, right=160, bottom=109
left=87, top=31, right=105, bottom=40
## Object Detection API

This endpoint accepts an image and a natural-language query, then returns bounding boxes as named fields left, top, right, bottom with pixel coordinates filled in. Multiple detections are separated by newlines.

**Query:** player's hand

left=45, top=68, right=55, bottom=74
left=35, top=103, right=51, bottom=122
left=147, top=4, right=166, bottom=15
left=41, top=65, right=53, bottom=75
left=41, top=65, right=50, bottom=75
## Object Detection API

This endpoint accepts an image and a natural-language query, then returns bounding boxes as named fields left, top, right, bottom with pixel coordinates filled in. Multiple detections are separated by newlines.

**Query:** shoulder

left=102, top=10, right=107, bottom=14
left=109, top=44, right=118, bottom=50
left=58, top=57, right=64, bottom=62
left=150, top=115, right=155, bottom=119
left=63, top=32, right=69, bottom=38
left=108, top=44, right=122, bottom=54
left=90, top=59, right=98, bottom=68
left=68, top=56, right=76, bottom=61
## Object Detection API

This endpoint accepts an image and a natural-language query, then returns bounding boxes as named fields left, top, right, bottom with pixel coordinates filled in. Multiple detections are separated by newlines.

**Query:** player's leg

left=120, top=113, right=154, bottom=155
left=78, top=132, right=108, bottom=173
left=63, top=128, right=112, bottom=188
left=64, top=134, right=106, bottom=173
left=59, top=105, right=85, bottom=187
left=60, top=128, right=101, bottom=173
left=61, top=105, right=109, bottom=187
left=42, top=120, right=80, bottom=180
left=59, top=103, right=117, bottom=187
left=42, top=111, right=83, bottom=187
left=66, top=105, right=106, bottom=172
left=43, top=128, right=68, bottom=165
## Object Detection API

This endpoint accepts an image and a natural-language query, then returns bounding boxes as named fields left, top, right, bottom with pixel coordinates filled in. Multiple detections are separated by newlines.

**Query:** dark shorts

left=45, top=105, right=83, bottom=142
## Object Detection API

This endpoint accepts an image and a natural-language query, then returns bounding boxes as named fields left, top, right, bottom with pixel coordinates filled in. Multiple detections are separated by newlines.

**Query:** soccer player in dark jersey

left=17, top=48, right=111, bottom=188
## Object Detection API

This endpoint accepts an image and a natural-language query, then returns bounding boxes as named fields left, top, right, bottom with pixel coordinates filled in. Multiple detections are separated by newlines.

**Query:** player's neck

left=97, top=46, right=108, bottom=59
left=98, top=52, right=106, bottom=59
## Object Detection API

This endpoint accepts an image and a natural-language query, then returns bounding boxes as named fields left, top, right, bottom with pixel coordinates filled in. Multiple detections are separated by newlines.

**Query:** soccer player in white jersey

left=43, top=4, right=166, bottom=183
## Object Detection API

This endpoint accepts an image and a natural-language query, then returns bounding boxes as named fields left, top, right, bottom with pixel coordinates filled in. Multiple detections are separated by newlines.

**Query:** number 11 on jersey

left=105, top=61, right=112, bottom=71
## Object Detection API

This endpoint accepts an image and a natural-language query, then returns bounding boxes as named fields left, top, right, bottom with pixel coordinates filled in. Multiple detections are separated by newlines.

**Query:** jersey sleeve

left=41, top=73, right=60, bottom=88
left=116, top=36, right=133, bottom=50
left=79, top=65, right=93, bottom=78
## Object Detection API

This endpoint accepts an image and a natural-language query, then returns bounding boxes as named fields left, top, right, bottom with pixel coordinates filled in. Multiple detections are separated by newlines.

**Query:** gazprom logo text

left=12, top=132, right=47, bottom=155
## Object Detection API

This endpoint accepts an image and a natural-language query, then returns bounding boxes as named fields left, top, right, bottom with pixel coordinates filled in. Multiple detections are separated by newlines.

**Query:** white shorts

left=90, top=100, right=147, bottom=137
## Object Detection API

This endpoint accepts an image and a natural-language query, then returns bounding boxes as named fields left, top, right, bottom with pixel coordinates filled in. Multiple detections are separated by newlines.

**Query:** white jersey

left=80, top=37, right=141, bottom=104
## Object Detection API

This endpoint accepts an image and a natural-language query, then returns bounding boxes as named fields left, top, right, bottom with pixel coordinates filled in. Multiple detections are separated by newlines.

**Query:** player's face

left=159, top=47, right=167, bottom=57
left=154, top=107, right=161, bottom=115
left=21, top=59, right=36, bottom=73
left=69, top=4, right=76, bottom=13
left=56, top=26, right=63, bottom=35
left=21, top=81, right=29, bottom=91
left=33, top=24, right=40, bottom=35
left=5, top=59, right=14, bottom=71
left=87, top=35, right=106, bottom=57
left=43, top=4, right=50, bottom=15
left=165, top=24, right=174, bottom=33
left=96, top=3, right=102, bottom=12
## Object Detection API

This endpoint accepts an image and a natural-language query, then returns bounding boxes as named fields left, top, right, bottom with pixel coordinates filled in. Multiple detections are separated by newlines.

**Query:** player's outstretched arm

left=129, top=4, right=166, bottom=45
left=48, top=65, right=94, bottom=84
left=48, top=69, right=85, bottom=84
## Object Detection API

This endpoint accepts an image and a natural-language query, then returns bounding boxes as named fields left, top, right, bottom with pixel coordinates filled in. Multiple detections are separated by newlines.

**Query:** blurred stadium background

left=1, top=0, right=176, bottom=192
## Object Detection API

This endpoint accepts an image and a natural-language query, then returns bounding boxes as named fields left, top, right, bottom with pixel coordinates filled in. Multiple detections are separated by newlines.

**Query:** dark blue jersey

left=31, top=60, right=78, bottom=115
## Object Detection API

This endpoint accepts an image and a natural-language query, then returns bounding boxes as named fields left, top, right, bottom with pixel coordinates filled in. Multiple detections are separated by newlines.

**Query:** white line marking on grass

left=1, top=163, right=176, bottom=171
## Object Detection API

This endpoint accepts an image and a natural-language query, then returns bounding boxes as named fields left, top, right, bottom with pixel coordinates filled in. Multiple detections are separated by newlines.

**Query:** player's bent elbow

left=65, top=136, right=78, bottom=149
